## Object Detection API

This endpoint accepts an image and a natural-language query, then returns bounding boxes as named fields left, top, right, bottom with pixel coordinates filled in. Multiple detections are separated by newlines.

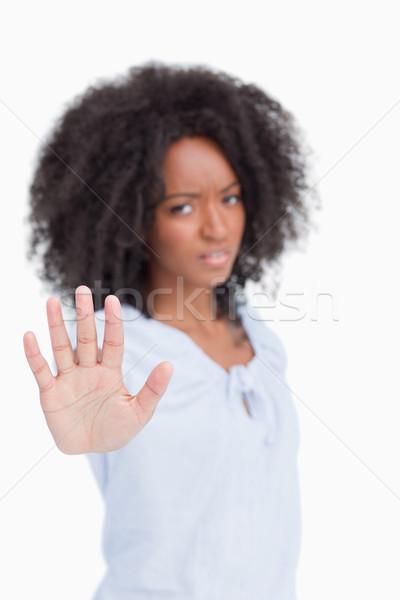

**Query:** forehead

left=162, top=136, right=237, bottom=188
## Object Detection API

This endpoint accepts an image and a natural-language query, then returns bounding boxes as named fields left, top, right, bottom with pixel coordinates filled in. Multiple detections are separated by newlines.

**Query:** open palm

left=23, top=286, right=173, bottom=454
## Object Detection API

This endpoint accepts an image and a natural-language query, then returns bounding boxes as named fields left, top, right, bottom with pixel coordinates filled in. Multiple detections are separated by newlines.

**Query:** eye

left=169, top=203, right=193, bottom=215
left=223, top=194, right=242, bottom=205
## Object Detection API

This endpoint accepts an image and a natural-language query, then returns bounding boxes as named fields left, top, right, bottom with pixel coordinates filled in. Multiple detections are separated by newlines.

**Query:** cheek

left=235, top=206, right=246, bottom=236
left=151, top=221, right=196, bottom=253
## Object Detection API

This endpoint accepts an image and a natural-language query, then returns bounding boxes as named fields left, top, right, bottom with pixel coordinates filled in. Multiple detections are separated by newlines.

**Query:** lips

left=198, top=248, right=232, bottom=266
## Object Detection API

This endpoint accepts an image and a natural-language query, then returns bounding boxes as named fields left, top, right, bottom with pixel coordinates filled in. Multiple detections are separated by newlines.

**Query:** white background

left=1, top=1, right=399, bottom=598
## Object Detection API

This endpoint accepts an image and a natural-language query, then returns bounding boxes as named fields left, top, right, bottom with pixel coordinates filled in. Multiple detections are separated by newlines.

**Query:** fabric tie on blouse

left=228, top=364, right=277, bottom=445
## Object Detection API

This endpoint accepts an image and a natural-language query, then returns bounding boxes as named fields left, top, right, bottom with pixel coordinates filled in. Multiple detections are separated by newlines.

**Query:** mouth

left=198, top=248, right=232, bottom=266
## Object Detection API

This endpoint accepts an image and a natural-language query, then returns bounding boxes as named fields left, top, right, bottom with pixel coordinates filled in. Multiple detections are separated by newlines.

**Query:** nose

left=199, top=200, right=228, bottom=240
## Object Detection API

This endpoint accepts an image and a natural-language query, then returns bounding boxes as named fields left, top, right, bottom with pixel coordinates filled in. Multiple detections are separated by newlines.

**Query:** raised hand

left=23, top=285, right=173, bottom=454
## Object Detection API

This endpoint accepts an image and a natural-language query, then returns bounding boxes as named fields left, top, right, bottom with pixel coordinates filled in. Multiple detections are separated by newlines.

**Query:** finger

left=47, top=297, right=75, bottom=375
left=133, top=361, right=174, bottom=425
left=101, top=295, right=124, bottom=369
left=75, top=285, right=98, bottom=368
left=23, top=331, right=55, bottom=394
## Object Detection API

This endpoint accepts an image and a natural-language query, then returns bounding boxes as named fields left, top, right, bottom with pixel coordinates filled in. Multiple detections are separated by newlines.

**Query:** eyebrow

left=164, top=181, right=241, bottom=200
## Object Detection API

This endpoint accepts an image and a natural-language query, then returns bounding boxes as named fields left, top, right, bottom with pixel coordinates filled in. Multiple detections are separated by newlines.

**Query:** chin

left=184, top=262, right=236, bottom=289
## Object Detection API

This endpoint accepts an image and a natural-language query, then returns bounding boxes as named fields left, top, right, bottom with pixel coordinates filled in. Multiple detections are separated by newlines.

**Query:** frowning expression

left=145, top=136, right=246, bottom=291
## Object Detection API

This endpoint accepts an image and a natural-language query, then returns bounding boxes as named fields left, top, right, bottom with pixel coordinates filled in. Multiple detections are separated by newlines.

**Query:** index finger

left=101, top=295, right=124, bottom=369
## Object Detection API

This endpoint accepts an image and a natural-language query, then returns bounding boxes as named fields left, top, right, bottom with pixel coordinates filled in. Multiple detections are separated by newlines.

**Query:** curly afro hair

left=27, top=61, right=315, bottom=317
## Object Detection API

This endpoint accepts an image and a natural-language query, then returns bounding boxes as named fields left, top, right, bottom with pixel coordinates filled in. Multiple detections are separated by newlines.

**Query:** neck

left=143, top=275, right=226, bottom=331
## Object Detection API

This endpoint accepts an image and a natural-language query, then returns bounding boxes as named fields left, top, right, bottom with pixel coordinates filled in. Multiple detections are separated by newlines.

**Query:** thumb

left=133, top=361, right=174, bottom=426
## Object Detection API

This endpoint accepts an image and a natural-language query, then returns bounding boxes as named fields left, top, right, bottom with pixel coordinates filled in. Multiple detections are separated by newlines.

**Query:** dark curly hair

left=27, top=61, right=315, bottom=317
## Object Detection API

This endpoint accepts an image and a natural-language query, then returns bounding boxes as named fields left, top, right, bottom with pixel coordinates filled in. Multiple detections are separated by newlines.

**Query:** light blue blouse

left=70, top=299, right=302, bottom=599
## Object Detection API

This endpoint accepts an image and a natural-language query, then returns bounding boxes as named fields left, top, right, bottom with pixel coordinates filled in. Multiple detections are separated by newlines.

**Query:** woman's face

left=145, top=136, right=246, bottom=291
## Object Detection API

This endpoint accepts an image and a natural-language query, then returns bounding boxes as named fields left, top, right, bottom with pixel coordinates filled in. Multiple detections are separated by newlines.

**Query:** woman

left=23, top=62, right=314, bottom=599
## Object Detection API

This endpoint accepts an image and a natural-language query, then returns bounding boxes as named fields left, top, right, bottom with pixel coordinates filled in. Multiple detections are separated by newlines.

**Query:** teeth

left=204, top=251, right=226, bottom=257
